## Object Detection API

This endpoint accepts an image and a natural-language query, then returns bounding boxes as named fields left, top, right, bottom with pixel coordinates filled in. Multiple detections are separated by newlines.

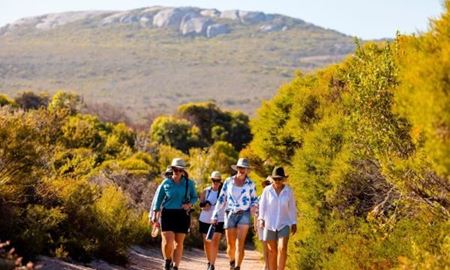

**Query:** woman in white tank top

left=198, top=171, right=225, bottom=270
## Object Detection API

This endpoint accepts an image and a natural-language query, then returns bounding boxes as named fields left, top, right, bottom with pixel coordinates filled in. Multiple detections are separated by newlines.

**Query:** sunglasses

left=172, top=168, right=183, bottom=173
left=272, top=177, right=284, bottom=181
left=212, top=179, right=221, bottom=183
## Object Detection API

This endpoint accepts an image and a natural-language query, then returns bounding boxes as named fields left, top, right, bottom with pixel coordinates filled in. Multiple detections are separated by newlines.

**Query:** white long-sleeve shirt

left=258, top=184, right=297, bottom=231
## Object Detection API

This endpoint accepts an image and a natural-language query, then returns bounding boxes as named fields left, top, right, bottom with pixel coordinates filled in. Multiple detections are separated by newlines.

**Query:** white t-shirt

left=199, top=187, right=225, bottom=223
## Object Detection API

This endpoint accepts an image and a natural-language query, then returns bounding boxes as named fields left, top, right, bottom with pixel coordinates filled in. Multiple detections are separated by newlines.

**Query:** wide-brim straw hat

left=170, top=158, right=187, bottom=169
left=231, top=158, right=250, bottom=171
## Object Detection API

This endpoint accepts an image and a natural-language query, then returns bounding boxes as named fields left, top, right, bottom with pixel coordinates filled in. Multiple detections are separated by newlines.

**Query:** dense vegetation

left=0, top=94, right=244, bottom=264
left=248, top=2, right=450, bottom=269
left=1, top=2, right=449, bottom=269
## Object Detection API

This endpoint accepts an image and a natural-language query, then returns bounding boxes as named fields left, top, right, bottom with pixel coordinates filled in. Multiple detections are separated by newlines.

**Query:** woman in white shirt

left=254, top=177, right=272, bottom=270
left=198, top=171, right=225, bottom=270
left=258, top=166, right=297, bottom=270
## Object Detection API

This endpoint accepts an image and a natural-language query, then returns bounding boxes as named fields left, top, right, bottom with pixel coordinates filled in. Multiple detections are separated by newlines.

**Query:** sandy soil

left=36, top=245, right=264, bottom=270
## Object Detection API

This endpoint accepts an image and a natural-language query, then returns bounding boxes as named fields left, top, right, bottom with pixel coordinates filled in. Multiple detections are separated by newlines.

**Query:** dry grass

left=0, top=22, right=355, bottom=123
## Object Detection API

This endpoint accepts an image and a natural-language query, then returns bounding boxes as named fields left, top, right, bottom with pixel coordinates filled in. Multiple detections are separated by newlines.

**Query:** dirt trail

left=128, top=246, right=264, bottom=270
left=37, top=246, right=264, bottom=270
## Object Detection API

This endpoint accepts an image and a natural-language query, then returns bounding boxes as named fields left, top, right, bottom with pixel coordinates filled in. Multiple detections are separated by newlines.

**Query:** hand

left=151, top=215, right=159, bottom=224
left=291, top=224, right=297, bottom=235
left=258, top=219, right=265, bottom=228
left=211, top=218, right=218, bottom=225
left=182, top=203, right=191, bottom=211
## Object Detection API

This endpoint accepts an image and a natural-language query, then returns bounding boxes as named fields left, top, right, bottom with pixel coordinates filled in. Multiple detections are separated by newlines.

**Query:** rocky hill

left=0, top=6, right=356, bottom=122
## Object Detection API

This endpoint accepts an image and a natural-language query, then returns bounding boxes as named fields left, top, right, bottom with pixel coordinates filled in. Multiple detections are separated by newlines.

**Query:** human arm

left=181, top=179, right=198, bottom=211
left=249, top=182, right=259, bottom=209
left=149, top=184, right=162, bottom=224
left=288, top=188, right=298, bottom=234
left=199, top=189, right=211, bottom=210
left=211, top=180, right=228, bottom=223
left=258, top=189, right=267, bottom=228
left=152, top=180, right=167, bottom=218
left=189, top=179, right=198, bottom=205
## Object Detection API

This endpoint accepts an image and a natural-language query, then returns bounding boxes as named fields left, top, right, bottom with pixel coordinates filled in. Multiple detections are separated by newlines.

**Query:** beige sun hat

left=231, top=158, right=250, bottom=171
left=170, top=158, right=187, bottom=169
left=210, top=171, right=222, bottom=180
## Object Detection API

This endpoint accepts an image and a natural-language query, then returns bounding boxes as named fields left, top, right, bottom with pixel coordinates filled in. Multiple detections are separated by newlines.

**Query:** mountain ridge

left=0, top=6, right=356, bottom=123
left=0, top=6, right=322, bottom=38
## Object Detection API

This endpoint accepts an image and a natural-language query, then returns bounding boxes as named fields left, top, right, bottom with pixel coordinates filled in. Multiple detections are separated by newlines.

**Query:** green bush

left=247, top=3, right=450, bottom=268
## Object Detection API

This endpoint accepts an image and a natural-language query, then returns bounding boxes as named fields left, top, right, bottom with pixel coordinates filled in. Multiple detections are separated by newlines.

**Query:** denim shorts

left=224, top=210, right=251, bottom=229
left=263, top=225, right=290, bottom=241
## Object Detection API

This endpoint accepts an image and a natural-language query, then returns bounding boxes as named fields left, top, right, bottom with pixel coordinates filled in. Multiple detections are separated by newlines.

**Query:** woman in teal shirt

left=152, top=158, right=198, bottom=270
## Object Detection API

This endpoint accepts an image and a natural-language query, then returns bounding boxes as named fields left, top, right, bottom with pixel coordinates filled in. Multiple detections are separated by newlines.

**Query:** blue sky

left=0, top=0, right=444, bottom=39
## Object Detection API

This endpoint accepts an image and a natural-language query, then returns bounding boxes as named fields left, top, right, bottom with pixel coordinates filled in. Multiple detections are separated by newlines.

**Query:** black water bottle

left=206, top=224, right=216, bottom=242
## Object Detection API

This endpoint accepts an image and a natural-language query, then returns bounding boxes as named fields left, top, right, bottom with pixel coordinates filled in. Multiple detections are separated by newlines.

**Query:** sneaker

left=164, top=259, right=172, bottom=270
left=172, top=267, right=179, bottom=270
left=235, top=267, right=240, bottom=270
left=208, top=264, right=215, bottom=270
left=230, top=260, right=236, bottom=270
left=207, top=262, right=210, bottom=270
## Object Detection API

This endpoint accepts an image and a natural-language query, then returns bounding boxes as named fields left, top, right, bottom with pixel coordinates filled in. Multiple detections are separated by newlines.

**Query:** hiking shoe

left=235, top=267, right=240, bottom=270
left=172, top=267, right=178, bottom=270
left=230, top=260, right=236, bottom=270
left=208, top=264, right=215, bottom=270
left=164, top=259, right=172, bottom=270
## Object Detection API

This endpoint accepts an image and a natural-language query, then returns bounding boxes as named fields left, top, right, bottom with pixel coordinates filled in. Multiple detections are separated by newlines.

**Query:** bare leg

left=161, top=233, right=167, bottom=259
left=161, top=231, right=175, bottom=260
left=225, top=228, right=237, bottom=263
left=210, top=232, right=222, bottom=266
left=173, top=233, right=186, bottom=267
left=262, top=240, right=268, bottom=270
left=277, top=236, right=289, bottom=270
left=202, top=233, right=212, bottom=263
left=236, top=225, right=249, bottom=267
left=266, top=239, right=278, bottom=270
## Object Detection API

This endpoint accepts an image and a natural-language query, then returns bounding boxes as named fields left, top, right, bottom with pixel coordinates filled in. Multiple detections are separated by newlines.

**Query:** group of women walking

left=150, top=157, right=297, bottom=270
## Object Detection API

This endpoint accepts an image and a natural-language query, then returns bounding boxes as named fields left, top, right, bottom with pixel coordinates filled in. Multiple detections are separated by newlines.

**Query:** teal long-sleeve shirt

left=153, top=177, right=198, bottom=211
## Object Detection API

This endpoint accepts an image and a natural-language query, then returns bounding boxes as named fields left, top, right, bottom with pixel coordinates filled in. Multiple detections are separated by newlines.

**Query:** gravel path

left=37, top=245, right=264, bottom=270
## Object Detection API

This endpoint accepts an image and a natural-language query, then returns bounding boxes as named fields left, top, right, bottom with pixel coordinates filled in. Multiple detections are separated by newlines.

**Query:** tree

left=149, top=116, right=201, bottom=153
left=0, top=94, right=16, bottom=107
left=177, top=102, right=252, bottom=150
left=189, top=141, right=238, bottom=185
left=48, top=91, right=82, bottom=115
left=14, top=91, right=49, bottom=110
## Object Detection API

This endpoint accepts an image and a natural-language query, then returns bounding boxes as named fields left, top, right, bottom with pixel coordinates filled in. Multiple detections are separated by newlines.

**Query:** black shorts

left=161, top=208, right=191, bottom=234
left=199, top=221, right=225, bottom=234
